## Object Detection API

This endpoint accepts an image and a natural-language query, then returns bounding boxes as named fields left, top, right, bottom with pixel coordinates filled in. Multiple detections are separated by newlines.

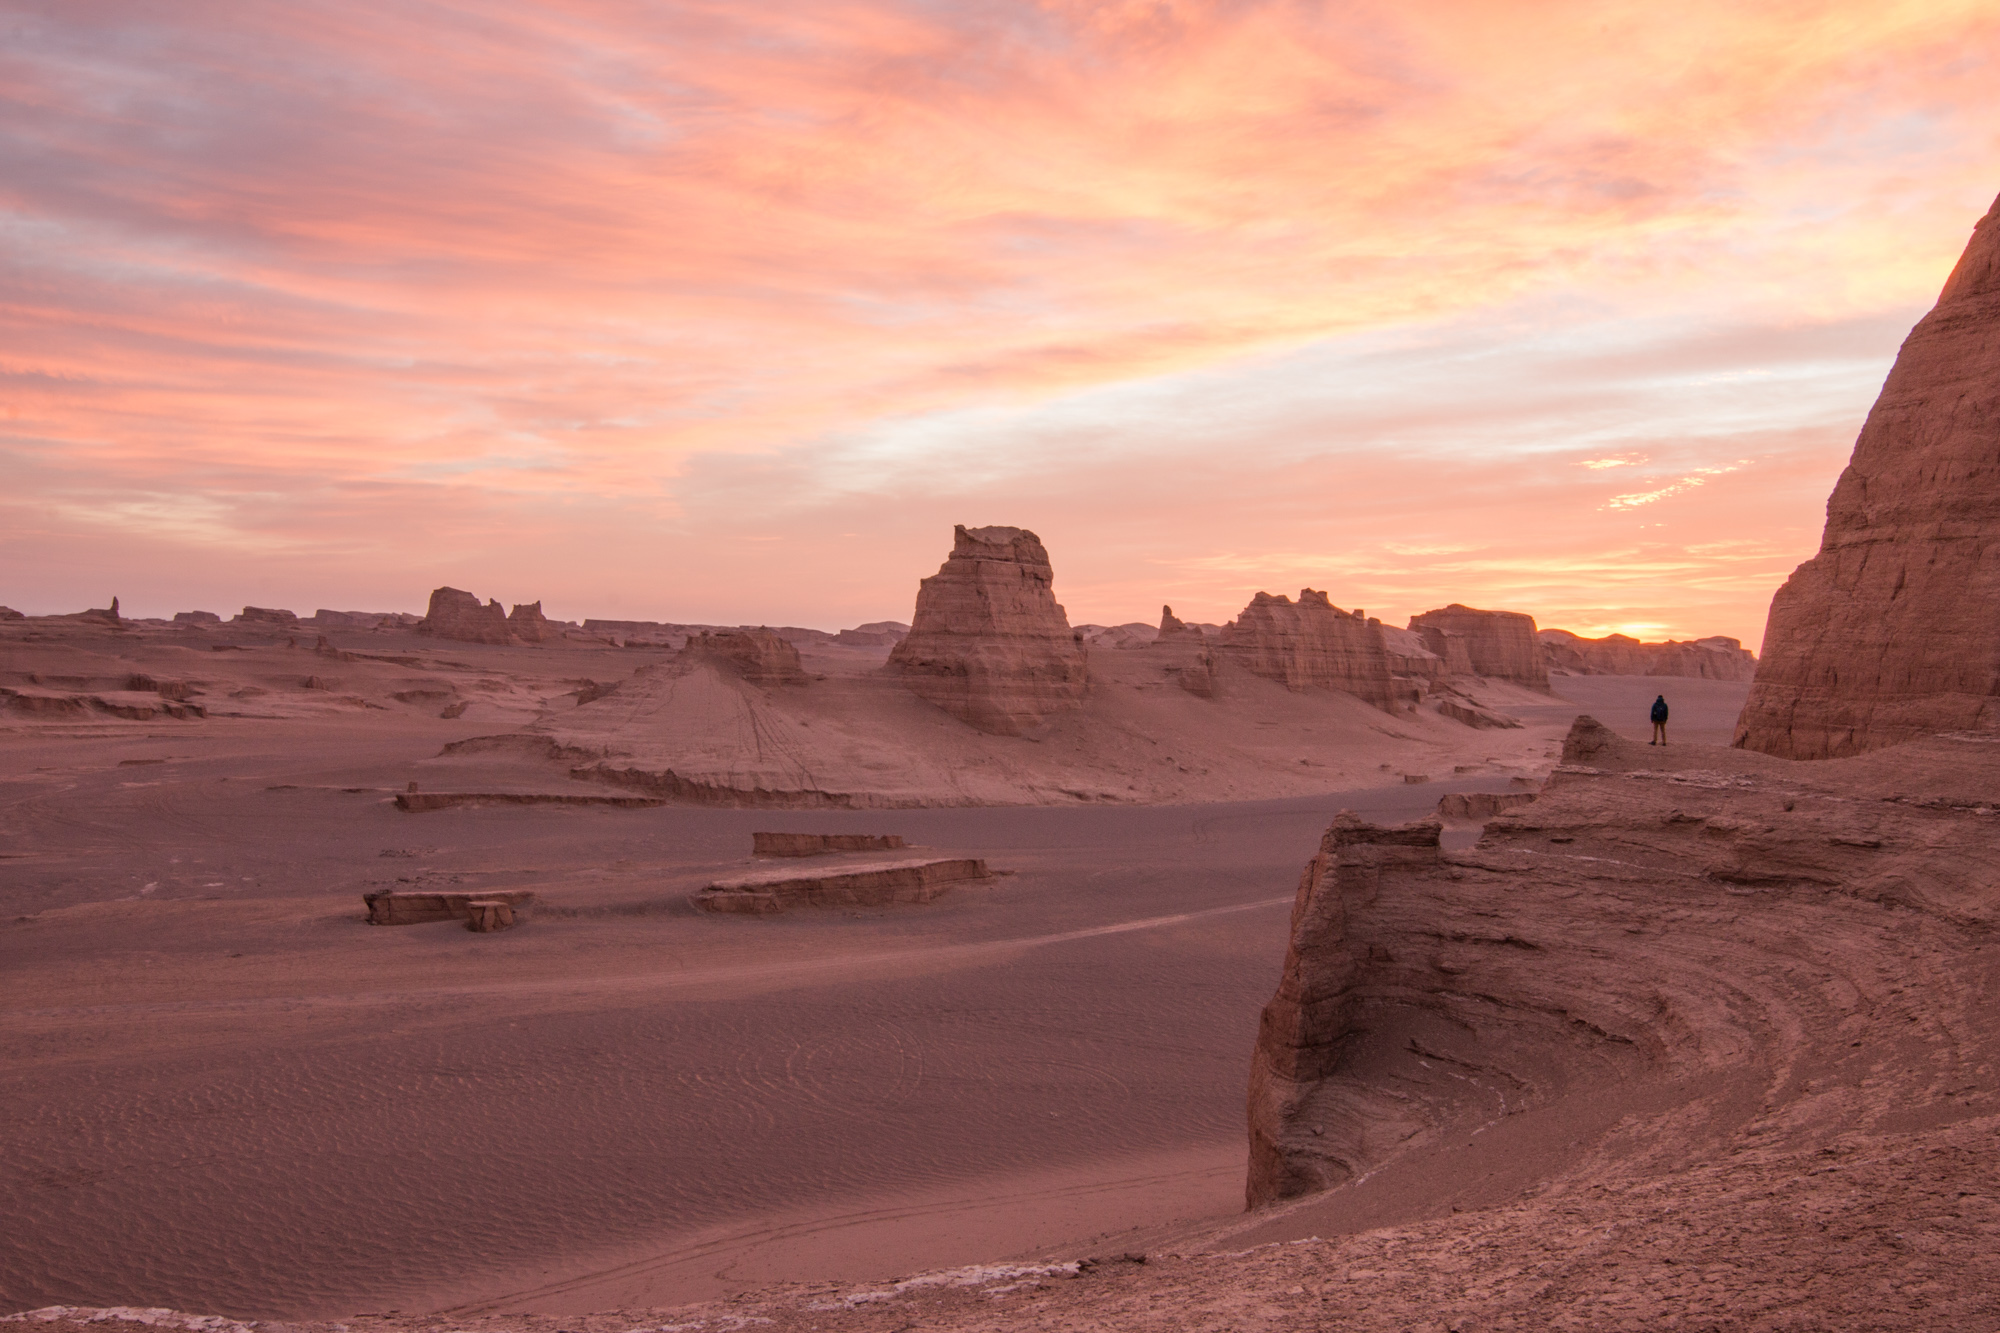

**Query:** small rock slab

left=394, top=791, right=665, bottom=812
left=464, top=899, right=517, bottom=932
left=364, top=887, right=535, bottom=926
left=752, top=831, right=907, bottom=857
left=698, top=857, right=988, bottom=915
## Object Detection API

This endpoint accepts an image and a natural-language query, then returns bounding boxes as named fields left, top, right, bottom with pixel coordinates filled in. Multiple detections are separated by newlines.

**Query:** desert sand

left=0, top=602, right=1738, bottom=1321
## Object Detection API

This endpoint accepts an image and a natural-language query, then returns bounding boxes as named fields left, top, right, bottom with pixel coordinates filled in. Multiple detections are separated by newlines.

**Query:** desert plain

left=1, top=596, right=1749, bottom=1319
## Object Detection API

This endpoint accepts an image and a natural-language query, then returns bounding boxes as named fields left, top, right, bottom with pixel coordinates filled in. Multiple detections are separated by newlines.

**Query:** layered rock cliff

left=1408, top=604, right=1548, bottom=689
left=1218, top=590, right=1398, bottom=709
left=1735, top=193, right=2000, bottom=757
left=418, top=586, right=512, bottom=644
left=888, top=525, right=1088, bottom=735
left=1247, top=715, right=2000, bottom=1207
left=1540, top=629, right=1757, bottom=681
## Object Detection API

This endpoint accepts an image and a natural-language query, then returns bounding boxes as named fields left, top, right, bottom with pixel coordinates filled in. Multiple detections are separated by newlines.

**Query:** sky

left=4, top=0, right=1998, bottom=648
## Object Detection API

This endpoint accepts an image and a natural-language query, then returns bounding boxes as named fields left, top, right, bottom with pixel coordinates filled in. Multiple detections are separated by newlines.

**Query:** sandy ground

left=1, top=615, right=1753, bottom=1320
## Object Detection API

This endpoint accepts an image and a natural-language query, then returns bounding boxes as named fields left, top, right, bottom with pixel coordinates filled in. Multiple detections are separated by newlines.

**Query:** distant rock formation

left=233, top=606, right=298, bottom=630
left=1541, top=629, right=1756, bottom=681
left=309, top=610, right=386, bottom=630
left=507, top=601, right=551, bottom=643
left=687, top=628, right=807, bottom=686
left=1409, top=604, right=1548, bottom=690
left=1218, top=590, right=1397, bottom=709
left=1377, top=624, right=1444, bottom=687
left=1079, top=622, right=1157, bottom=648
left=72, top=596, right=121, bottom=624
left=0, top=606, right=23, bottom=621
left=1736, top=193, right=2000, bottom=757
left=417, top=587, right=511, bottom=645
left=172, top=611, right=220, bottom=625
left=889, top=525, right=1088, bottom=735
left=1158, top=605, right=1193, bottom=639
left=834, top=621, right=910, bottom=647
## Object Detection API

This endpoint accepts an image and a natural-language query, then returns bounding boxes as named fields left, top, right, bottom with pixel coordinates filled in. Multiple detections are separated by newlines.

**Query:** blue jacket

left=1651, top=697, right=1669, bottom=724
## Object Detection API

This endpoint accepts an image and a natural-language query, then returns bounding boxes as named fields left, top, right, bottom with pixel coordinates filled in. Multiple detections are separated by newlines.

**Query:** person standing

left=1650, top=694, right=1669, bottom=745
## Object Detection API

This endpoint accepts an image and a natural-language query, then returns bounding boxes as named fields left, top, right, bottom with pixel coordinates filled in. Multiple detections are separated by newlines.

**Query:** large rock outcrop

left=1540, top=629, right=1757, bottom=681
left=1246, top=715, right=2000, bottom=1207
left=1408, top=604, right=1548, bottom=690
left=417, top=587, right=512, bottom=645
left=1218, top=591, right=1398, bottom=709
left=888, top=525, right=1088, bottom=735
left=687, top=628, right=807, bottom=686
left=1735, top=193, right=2000, bottom=757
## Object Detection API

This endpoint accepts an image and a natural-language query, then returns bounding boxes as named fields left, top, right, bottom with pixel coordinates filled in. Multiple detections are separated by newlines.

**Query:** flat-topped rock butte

left=888, top=523, right=1089, bottom=736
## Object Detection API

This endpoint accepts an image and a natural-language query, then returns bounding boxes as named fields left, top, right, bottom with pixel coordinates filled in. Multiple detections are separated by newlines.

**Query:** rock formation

left=363, top=887, right=535, bottom=925
left=233, top=606, right=298, bottom=629
left=309, top=610, right=386, bottom=629
left=834, top=620, right=910, bottom=647
left=507, top=601, right=552, bottom=643
left=1541, top=629, right=1756, bottom=680
left=1247, top=715, right=2000, bottom=1206
left=888, top=525, right=1088, bottom=735
left=172, top=611, right=220, bottom=624
left=417, top=587, right=511, bottom=644
left=1735, top=193, right=2000, bottom=757
left=698, top=857, right=987, bottom=914
left=687, top=628, right=807, bottom=686
left=1157, top=605, right=1194, bottom=639
left=1217, top=591, right=1397, bottom=709
left=1377, top=624, right=1444, bottom=687
left=752, top=831, right=908, bottom=856
left=0, top=606, right=22, bottom=621
left=1408, top=605, right=1548, bottom=689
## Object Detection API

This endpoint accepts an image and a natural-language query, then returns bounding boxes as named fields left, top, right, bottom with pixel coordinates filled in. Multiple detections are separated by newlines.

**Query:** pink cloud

left=2, top=1, right=1997, bottom=643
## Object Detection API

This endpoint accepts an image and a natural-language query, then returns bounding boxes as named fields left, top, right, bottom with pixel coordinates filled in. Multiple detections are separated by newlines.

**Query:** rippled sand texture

left=2, top=752, right=1503, bottom=1318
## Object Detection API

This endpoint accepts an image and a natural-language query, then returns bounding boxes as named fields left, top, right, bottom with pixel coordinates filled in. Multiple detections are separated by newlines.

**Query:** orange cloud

left=2, top=1, right=1997, bottom=642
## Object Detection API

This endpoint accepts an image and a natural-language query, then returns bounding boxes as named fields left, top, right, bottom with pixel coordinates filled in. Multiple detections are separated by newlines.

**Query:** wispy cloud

left=1, top=1, right=1995, bottom=644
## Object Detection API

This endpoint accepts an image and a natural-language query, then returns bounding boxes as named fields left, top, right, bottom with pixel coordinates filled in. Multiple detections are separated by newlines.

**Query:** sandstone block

left=752, top=832, right=908, bottom=856
left=1218, top=591, right=1397, bottom=708
left=507, top=601, right=552, bottom=643
left=889, top=525, right=1087, bottom=735
left=697, top=857, right=987, bottom=913
left=363, top=887, right=535, bottom=925
left=464, top=899, right=516, bottom=932
left=417, top=587, right=512, bottom=644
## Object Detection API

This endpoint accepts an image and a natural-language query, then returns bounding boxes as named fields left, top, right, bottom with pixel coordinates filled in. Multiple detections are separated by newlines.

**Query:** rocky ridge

left=1540, top=628, right=1757, bottom=680
left=1246, top=713, right=2000, bottom=1228
left=1736, top=192, right=2000, bottom=757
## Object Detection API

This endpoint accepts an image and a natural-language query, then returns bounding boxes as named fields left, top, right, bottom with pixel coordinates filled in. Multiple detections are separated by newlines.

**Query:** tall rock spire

left=1734, top=193, right=2000, bottom=758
